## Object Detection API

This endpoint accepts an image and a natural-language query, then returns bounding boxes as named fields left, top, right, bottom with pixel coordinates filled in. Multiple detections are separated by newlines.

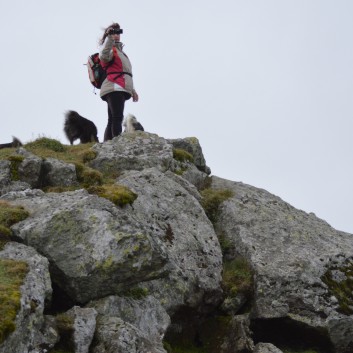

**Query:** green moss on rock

left=321, top=260, right=353, bottom=315
left=123, top=287, right=149, bottom=300
left=0, top=201, right=29, bottom=249
left=7, top=155, right=24, bottom=181
left=0, top=259, right=29, bottom=344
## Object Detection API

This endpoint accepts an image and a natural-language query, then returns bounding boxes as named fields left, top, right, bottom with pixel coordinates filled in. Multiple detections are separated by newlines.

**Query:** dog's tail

left=64, top=110, right=80, bottom=126
left=12, top=136, right=23, bottom=147
left=63, top=110, right=81, bottom=145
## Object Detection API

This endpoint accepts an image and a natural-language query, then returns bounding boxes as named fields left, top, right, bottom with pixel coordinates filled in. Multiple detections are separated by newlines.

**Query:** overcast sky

left=1, top=0, right=352, bottom=233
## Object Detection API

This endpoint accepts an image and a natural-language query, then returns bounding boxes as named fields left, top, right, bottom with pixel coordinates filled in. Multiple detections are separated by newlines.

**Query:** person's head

left=99, top=22, right=123, bottom=45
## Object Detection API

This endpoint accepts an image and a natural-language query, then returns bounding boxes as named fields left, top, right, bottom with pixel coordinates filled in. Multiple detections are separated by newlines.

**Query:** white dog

left=123, top=114, right=144, bottom=133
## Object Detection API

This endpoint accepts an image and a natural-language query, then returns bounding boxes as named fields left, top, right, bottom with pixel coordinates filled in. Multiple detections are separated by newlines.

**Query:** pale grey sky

left=1, top=0, right=352, bottom=233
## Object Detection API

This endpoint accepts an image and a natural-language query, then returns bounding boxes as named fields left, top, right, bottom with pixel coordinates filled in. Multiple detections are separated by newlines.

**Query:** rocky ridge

left=0, top=132, right=352, bottom=353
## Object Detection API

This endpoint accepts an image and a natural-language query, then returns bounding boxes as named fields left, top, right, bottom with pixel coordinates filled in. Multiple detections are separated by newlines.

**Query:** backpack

left=87, top=53, right=106, bottom=89
left=86, top=49, right=133, bottom=90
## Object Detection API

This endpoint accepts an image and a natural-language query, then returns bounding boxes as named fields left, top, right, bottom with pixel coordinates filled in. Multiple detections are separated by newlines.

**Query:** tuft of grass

left=222, top=257, right=253, bottom=298
left=0, top=201, right=29, bottom=250
left=0, top=201, right=29, bottom=228
left=81, top=149, right=97, bottom=163
left=53, top=313, right=75, bottom=353
left=0, top=226, right=12, bottom=251
left=25, top=137, right=65, bottom=153
left=75, top=164, right=103, bottom=187
left=87, top=184, right=137, bottom=207
left=173, top=148, right=194, bottom=163
left=55, top=312, right=74, bottom=333
left=200, top=188, right=233, bottom=223
left=0, top=259, right=29, bottom=344
left=217, top=232, right=234, bottom=256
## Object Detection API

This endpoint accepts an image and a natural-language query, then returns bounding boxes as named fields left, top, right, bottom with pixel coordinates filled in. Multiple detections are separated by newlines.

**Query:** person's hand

left=132, top=90, right=139, bottom=102
left=106, top=27, right=114, bottom=35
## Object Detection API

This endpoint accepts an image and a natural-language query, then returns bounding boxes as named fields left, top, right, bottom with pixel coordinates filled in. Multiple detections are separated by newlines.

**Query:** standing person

left=99, top=22, right=139, bottom=141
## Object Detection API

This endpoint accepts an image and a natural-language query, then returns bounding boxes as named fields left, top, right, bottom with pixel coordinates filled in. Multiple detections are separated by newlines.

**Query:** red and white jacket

left=99, top=36, right=135, bottom=99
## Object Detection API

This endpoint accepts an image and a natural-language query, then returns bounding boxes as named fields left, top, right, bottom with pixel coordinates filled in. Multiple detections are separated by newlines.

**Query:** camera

left=110, top=28, right=123, bottom=35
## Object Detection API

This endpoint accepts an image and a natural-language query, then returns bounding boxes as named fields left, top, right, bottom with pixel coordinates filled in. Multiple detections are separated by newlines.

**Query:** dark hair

left=99, top=22, right=121, bottom=45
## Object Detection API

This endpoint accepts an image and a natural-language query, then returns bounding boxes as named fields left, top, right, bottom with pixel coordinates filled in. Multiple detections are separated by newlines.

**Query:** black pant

left=102, top=91, right=129, bottom=141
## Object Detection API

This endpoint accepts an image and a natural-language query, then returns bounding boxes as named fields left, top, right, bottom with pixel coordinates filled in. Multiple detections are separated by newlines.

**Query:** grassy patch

left=81, top=149, right=97, bottom=163
left=42, top=186, right=81, bottom=193
left=0, top=138, right=97, bottom=167
left=0, top=147, right=22, bottom=161
left=0, top=226, right=12, bottom=251
left=217, top=232, right=234, bottom=256
left=75, top=163, right=103, bottom=187
left=87, top=184, right=137, bottom=207
left=23, top=138, right=96, bottom=165
left=222, top=257, right=253, bottom=298
left=0, top=201, right=29, bottom=228
left=200, top=188, right=233, bottom=223
left=14, top=137, right=104, bottom=192
left=173, top=149, right=194, bottom=163
left=0, top=201, right=29, bottom=250
left=0, top=138, right=136, bottom=204
left=0, top=259, right=29, bottom=344
left=25, top=137, right=65, bottom=153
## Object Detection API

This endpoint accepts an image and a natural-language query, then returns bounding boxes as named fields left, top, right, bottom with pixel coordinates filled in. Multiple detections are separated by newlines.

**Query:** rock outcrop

left=212, top=176, right=353, bottom=353
left=0, top=132, right=352, bottom=353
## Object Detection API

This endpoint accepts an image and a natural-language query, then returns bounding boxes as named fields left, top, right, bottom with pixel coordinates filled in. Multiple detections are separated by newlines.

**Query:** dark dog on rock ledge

left=64, top=110, right=99, bottom=145
left=0, top=137, right=23, bottom=149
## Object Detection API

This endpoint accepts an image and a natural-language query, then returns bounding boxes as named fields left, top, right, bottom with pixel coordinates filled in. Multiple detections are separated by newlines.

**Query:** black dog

left=64, top=110, right=99, bottom=145
left=0, top=137, right=23, bottom=149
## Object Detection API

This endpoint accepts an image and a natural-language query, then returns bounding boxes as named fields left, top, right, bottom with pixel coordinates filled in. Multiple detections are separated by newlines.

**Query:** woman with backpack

left=99, top=22, right=139, bottom=141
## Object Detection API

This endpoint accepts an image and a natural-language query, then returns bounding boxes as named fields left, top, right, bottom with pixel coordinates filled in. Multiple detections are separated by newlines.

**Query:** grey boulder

left=5, top=189, right=167, bottom=303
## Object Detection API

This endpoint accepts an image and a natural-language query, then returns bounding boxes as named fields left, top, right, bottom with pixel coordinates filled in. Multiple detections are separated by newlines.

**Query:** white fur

left=123, top=114, right=143, bottom=132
